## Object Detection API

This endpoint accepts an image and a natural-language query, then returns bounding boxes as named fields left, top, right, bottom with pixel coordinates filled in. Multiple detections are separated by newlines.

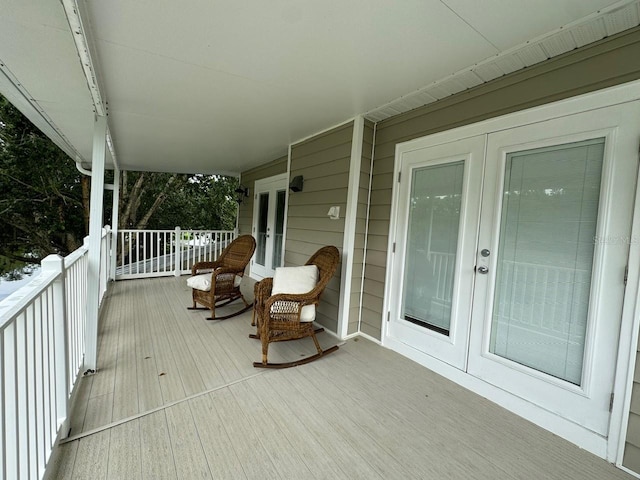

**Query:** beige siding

left=237, top=156, right=288, bottom=238
left=362, top=27, right=640, bottom=343
left=626, top=348, right=640, bottom=471
left=348, top=120, right=374, bottom=335
left=286, top=122, right=354, bottom=333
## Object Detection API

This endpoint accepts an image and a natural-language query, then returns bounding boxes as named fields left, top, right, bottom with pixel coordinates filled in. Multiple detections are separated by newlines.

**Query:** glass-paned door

left=468, top=104, right=639, bottom=435
left=272, top=190, right=286, bottom=269
left=388, top=135, right=485, bottom=369
left=489, top=139, right=604, bottom=385
left=256, top=192, right=269, bottom=266
left=389, top=100, right=639, bottom=437
left=402, top=161, right=464, bottom=335
left=251, top=174, right=288, bottom=279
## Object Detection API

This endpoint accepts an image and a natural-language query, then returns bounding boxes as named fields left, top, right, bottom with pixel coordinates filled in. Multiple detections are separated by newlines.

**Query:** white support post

left=41, top=254, right=70, bottom=438
left=110, top=167, right=120, bottom=281
left=338, top=116, right=365, bottom=339
left=84, top=115, right=107, bottom=372
left=174, top=226, right=182, bottom=277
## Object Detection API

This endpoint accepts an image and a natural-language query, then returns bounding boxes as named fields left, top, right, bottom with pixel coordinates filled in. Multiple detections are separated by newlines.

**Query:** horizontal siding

left=363, top=27, right=640, bottom=343
left=285, top=121, right=354, bottom=334
left=626, top=349, right=640, bottom=470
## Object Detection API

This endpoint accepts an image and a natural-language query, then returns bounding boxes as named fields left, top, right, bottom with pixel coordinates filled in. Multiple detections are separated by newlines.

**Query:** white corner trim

left=380, top=141, right=404, bottom=344
left=338, top=116, right=365, bottom=339
left=614, top=150, right=640, bottom=465
left=358, top=122, right=377, bottom=334
left=619, top=464, right=640, bottom=480
left=355, top=331, right=383, bottom=345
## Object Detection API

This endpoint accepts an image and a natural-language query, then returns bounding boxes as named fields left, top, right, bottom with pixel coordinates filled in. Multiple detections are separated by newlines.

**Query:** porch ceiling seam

left=59, top=370, right=270, bottom=444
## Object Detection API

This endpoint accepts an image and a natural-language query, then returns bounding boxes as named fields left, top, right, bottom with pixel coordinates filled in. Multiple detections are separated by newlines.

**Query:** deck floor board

left=46, top=277, right=634, bottom=480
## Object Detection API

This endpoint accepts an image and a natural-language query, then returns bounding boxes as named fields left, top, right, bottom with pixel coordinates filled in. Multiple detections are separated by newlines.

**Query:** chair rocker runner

left=187, top=235, right=256, bottom=320
left=253, top=245, right=340, bottom=368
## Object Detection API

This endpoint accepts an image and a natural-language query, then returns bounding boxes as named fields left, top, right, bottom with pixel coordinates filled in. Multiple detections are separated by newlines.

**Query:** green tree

left=116, top=172, right=238, bottom=231
left=0, top=95, right=87, bottom=270
left=0, top=94, right=238, bottom=277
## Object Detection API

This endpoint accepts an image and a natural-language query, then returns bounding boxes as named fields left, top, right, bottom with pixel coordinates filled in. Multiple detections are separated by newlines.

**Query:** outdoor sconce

left=235, top=185, right=249, bottom=204
left=289, top=175, right=304, bottom=192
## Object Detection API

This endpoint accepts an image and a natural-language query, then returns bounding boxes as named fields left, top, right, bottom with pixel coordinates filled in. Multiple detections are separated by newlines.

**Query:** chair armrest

left=254, top=278, right=273, bottom=302
left=264, top=292, right=317, bottom=324
left=191, top=260, right=221, bottom=276
left=212, top=266, right=241, bottom=277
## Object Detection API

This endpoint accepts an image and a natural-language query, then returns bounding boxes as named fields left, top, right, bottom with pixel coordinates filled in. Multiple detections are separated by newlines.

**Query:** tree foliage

left=116, top=172, right=238, bottom=231
left=0, top=94, right=238, bottom=276
left=0, top=95, right=87, bottom=268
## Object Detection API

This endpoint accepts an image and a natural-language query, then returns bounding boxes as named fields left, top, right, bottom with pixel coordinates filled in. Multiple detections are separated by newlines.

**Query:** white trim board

left=338, top=115, right=365, bottom=339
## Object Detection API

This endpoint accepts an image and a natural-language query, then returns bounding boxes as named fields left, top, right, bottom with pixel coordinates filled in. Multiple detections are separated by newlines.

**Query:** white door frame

left=382, top=80, right=640, bottom=462
left=251, top=173, right=288, bottom=279
left=387, top=135, right=485, bottom=370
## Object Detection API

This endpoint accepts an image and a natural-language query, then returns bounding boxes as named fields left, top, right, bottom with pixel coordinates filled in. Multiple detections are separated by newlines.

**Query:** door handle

left=477, top=266, right=489, bottom=274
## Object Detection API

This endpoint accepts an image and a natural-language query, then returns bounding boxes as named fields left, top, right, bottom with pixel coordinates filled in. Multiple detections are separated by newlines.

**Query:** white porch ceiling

left=0, top=0, right=639, bottom=175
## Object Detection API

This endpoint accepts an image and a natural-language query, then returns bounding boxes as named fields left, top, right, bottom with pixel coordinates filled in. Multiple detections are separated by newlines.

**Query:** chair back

left=305, top=246, right=340, bottom=293
left=219, top=235, right=256, bottom=272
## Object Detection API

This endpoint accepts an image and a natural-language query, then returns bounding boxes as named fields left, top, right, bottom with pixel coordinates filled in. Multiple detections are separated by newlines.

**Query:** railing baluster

left=17, top=310, right=27, bottom=479
left=5, top=324, right=18, bottom=479
left=37, top=291, right=45, bottom=477
left=113, top=228, right=234, bottom=280
left=1, top=330, right=6, bottom=480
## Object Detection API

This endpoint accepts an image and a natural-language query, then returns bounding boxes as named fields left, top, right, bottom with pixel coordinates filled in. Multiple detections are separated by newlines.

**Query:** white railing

left=493, top=259, right=591, bottom=337
left=116, top=228, right=235, bottom=279
left=0, top=227, right=111, bottom=480
left=429, top=251, right=456, bottom=304
left=425, top=251, right=590, bottom=338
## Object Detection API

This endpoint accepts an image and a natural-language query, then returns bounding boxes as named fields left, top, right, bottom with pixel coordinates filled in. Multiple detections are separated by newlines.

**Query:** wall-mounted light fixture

left=289, top=175, right=304, bottom=192
left=235, top=185, right=249, bottom=204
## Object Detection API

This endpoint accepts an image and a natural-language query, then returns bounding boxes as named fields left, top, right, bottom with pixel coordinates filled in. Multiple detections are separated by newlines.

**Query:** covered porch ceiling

left=1, top=1, right=639, bottom=175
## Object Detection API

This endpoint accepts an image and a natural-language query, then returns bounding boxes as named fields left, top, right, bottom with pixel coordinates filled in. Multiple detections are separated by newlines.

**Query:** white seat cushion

left=271, top=265, right=318, bottom=322
left=187, top=273, right=242, bottom=292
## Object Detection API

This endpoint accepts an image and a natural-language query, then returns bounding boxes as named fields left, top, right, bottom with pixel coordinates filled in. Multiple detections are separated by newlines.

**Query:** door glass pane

left=256, top=192, right=269, bottom=266
left=402, top=161, right=464, bottom=335
left=490, top=138, right=604, bottom=385
left=272, top=190, right=286, bottom=268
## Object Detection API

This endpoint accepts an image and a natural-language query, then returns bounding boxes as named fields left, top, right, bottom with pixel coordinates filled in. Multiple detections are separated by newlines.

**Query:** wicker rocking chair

left=187, top=235, right=256, bottom=320
left=253, top=245, right=340, bottom=368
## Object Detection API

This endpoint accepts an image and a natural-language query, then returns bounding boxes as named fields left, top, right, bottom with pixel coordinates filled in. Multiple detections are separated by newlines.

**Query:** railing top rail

left=0, top=269, right=59, bottom=331
left=64, top=245, right=88, bottom=268
left=119, top=229, right=177, bottom=233
left=118, top=228, right=235, bottom=233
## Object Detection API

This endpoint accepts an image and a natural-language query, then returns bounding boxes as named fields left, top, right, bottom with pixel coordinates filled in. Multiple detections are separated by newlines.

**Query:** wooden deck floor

left=46, top=276, right=633, bottom=479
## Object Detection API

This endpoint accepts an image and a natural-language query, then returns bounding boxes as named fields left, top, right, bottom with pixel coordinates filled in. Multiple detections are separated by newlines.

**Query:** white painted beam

left=338, top=116, right=365, bottom=339
left=110, top=166, right=120, bottom=281
left=84, top=115, right=107, bottom=372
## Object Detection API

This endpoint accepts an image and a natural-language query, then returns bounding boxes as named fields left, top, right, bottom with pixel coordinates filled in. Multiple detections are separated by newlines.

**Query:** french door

left=388, top=101, right=640, bottom=436
left=251, top=174, right=287, bottom=279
